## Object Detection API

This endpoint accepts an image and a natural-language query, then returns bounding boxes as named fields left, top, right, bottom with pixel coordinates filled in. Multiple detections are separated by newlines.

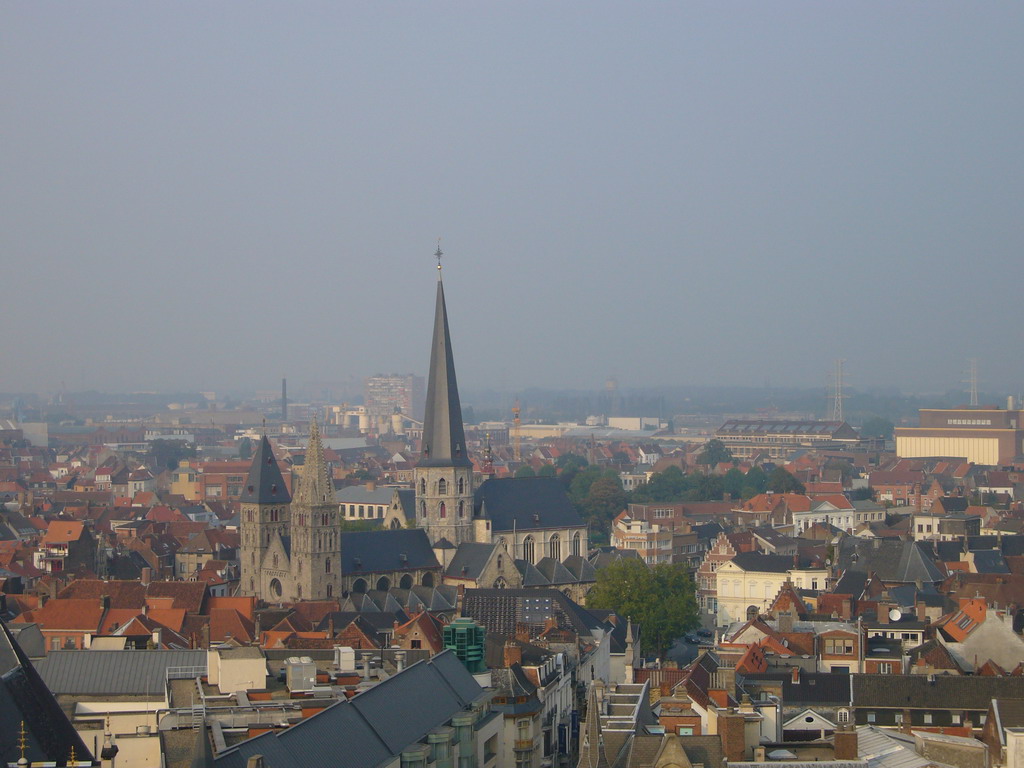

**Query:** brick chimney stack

left=834, top=726, right=858, bottom=760
left=503, top=642, right=523, bottom=668
left=718, top=709, right=747, bottom=762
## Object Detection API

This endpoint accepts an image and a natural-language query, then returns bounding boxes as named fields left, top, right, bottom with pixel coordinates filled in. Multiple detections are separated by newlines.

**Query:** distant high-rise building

left=365, top=373, right=424, bottom=420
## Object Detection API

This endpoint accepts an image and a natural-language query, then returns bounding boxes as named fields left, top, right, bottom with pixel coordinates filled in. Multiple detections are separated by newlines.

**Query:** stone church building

left=241, top=260, right=591, bottom=604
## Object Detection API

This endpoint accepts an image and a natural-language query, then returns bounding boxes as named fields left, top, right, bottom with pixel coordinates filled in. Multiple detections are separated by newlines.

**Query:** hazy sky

left=3, top=3, right=1023, bottom=397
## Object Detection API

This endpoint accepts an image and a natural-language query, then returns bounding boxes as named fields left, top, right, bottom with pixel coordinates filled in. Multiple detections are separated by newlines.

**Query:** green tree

left=632, top=466, right=687, bottom=502
left=581, top=473, right=627, bottom=538
left=557, top=454, right=588, bottom=489
left=537, top=464, right=557, bottom=477
left=587, top=558, right=699, bottom=656
left=148, top=439, right=197, bottom=471
left=860, top=416, right=895, bottom=440
left=767, top=466, right=806, bottom=494
left=515, top=465, right=537, bottom=478
left=698, top=439, right=733, bottom=467
left=723, top=467, right=746, bottom=499
left=744, top=465, right=767, bottom=493
left=569, top=466, right=604, bottom=504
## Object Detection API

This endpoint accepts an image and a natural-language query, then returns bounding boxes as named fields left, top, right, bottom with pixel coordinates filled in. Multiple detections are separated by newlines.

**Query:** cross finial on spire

left=435, top=238, right=443, bottom=277
left=18, top=721, right=27, bottom=761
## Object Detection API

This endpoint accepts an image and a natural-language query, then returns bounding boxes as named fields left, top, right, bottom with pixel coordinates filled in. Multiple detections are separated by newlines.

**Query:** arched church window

left=572, top=532, right=582, bottom=557
left=420, top=501, right=426, bottom=517
left=549, top=534, right=561, bottom=561
left=438, top=478, right=447, bottom=495
left=326, top=584, right=333, bottom=598
left=325, top=558, right=331, bottom=573
left=440, top=502, right=447, bottom=518
left=420, top=478, right=426, bottom=495
left=458, top=500, right=464, bottom=518
left=523, top=536, right=535, bottom=563
left=458, top=477, right=465, bottom=494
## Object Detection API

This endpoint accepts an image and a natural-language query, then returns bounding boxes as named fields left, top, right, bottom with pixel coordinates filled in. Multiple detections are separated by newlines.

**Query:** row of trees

left=540, top=447, right=806, bottom=542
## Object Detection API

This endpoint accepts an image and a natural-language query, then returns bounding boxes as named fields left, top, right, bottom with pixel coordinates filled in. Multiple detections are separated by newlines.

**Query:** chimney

left=719, top=709, right=747, bottom=762
left=791, top=666, right=800, bottom=684
left=247, top=756, right=266, bottom=768
left=916, top=601, right=927, bottom=621
left=504, top=642, right=523, bottom=668
left=141, top=567, right=152, bottom=586
left=362, top=653, right=371, bottom=681
left=834, top=726, right=858, bottom=760
left=878, top=604, right=889, bottom=624
left=100, top=594, right=110, bottom=611
left=201, top=621, right=210, bottom=649
left=778, top=610, right=794, bottom=633
left=366, top=480, right=376, bottom=492
left=395, top=651, right=406, bottom=671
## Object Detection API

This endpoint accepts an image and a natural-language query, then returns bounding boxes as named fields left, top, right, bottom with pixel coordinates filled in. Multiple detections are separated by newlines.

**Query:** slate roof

left=837, top=539, right=944, bottom=583
left=445, top=542, right=497, bottom=580
left=0, top=618, right=92, bottom=766
left=745, top=671, right=852, bottom=705
left=474, top=477, right=584, bottom=533
left=852, top=674, right=1024, bottom=710
left=730, top=552, right=803, bottom=573
left=461, top=588, right=604, bottom=638
left=214, top=650, right=483, bottom=768
left=239, top=436, right=291, bottom=505
left=341, top=529, right=440, bottom=575
left=972, top=549, right=1011, bottom=574
left=36, top=649, right=206, bottom=696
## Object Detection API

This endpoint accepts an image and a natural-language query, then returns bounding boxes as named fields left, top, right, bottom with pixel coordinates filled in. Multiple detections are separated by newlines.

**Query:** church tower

left=415, top=250, right=475, bottom=546
left=290, top=416, right=342, bottom=600
left=239, top=435, right=291, bottom=596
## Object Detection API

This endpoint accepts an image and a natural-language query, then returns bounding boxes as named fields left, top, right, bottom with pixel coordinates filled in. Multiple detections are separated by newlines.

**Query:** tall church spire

left=420, top=251, right=471, bottom=468
left=240, top=435, right=290, bottom=504
left=297, top=416, right=332, bottom=505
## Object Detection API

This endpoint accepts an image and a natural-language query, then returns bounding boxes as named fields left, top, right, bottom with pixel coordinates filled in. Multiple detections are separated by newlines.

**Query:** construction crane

left=512, top=399, right=522, bottom=462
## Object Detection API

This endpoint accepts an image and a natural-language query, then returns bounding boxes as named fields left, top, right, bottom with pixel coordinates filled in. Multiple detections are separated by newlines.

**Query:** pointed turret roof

left=239, top=436, right=291, bottom=504
left=419, top=271, right=471, bottom=468
left=296, top=417, right=333, bottom=506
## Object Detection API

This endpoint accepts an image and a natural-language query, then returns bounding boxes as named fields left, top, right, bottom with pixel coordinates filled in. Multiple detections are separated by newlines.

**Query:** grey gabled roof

left=214, top=650, right=484, bottom=768
left=341, top=529, right=440, bottom=575
left=534, top=556, right=578, bottom=584
left=35, top=649, right=206, bottom=696
left=853, top=674, right=1024, bottom=711
left=418, top=277, right=472, bottom=469
left=239, top=436, right=291, bottom=505
left=837, top=538, right=944, bottom=583
left=730, top=551, right=799, bottom=573
left=462, top=588, right=605, bottom=638
left=474, top=477, right=584, bottom=533
left=515, top=559, right=552, bottom=587
left=445, top=542, right=497, bottom=580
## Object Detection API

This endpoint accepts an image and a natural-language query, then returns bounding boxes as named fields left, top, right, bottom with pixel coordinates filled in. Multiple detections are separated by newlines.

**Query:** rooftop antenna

left=964, top=359, right=979, bottom=407
left=829, top=359, right=847, bottom=422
